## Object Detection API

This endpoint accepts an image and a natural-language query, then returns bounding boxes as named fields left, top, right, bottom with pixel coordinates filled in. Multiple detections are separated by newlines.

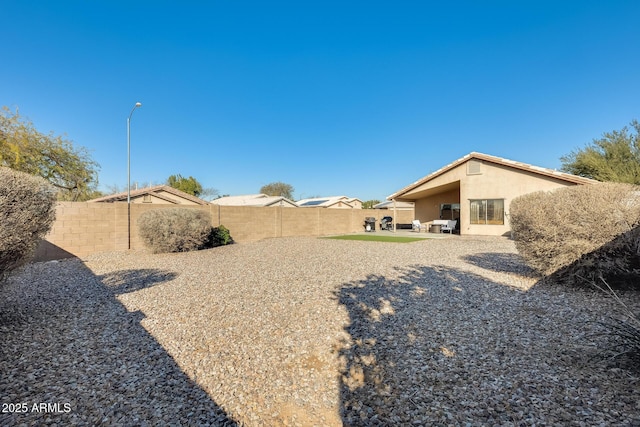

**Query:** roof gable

left=389, top=152, right=599, bottom=199
left=211, top=194, right=298, bottom=207
left=297, top=195, right=362, bottom=208
left=89, top=185, right=210, bottom=205
left=211, top=194, right=267, bottom=205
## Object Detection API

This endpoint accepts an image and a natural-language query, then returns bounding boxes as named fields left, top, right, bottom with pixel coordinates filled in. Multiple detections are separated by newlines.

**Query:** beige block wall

left=35, top=202, right=127, bottom=260
left=34, top=203, right=415, bottom=260
left=281, top=207, right=319, bottom=237
left=218, top=205, right=282, bottom=242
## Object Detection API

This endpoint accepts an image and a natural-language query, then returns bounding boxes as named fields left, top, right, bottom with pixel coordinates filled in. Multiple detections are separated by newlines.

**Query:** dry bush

left=138, top=208, right=213, bottom=254
left=509, top=182, right=640, bottom=280
left=0, top=167, right=56, bottom=280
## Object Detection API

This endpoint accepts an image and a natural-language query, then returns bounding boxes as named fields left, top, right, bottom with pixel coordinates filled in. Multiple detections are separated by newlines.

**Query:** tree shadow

left=98, top=268, right=178, bottom=295
left=335, top=263, right=640, bottom=425
left=462, top=252, right=537, bottom=276
left=539, top=225, right=640, bottom=370
left=33, top=240, right=76, bottom=262
left=0, top=259, right=236, bottom=426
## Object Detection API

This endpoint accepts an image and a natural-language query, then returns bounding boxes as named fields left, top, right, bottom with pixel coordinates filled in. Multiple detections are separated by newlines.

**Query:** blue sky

left=3, top=1, right=639, bottom=201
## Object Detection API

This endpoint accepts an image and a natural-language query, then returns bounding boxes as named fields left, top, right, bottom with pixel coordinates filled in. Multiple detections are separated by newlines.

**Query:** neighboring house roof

left=373, top=200, right=414, bottom=209
left=297, top=196, right=362, bottom=208
left=88, top=185, right=210, bottom=205
left=211, top=194, right=298, bottom=207
left=389, top=151, right=599, bottom=200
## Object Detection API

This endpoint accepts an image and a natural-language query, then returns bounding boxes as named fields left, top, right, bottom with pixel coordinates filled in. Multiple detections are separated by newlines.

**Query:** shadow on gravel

left=336, top=265, right=525, bottom=425
left=462, top=252, right=537, bottom=276
left=0, top=260, right=236, bottom=426
left=98, top=268, right=178, bottom=295
left=334, top=263, right=638, bottom=425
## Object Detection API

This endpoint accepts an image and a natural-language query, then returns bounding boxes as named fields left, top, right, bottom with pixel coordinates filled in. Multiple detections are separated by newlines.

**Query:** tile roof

left=211, top=194, right=297, bottom=207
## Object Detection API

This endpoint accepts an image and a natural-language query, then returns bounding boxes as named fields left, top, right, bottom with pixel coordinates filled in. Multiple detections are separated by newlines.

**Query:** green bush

left=138, top=208, right=213, bottom=253
left=509, top=182, right=640, bottom=281
left=0, top=167, right=56, bottom=281
left=210, top=224, right=233, bottom=247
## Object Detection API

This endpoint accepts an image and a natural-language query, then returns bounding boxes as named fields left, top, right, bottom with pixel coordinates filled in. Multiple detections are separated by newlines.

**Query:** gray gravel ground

left=1, top=235, right=640, bottom=426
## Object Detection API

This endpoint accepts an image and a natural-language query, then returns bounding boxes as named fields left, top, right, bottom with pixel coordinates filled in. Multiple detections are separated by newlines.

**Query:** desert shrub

left=509, top=182, right=640, bottom=280
left=586, top=277, right=640, bottom=370
left=0, top=167, right=56, bottom=280
left=138, top=208, right=213, bottom=253
left=210, top=225, right=233, bottom=247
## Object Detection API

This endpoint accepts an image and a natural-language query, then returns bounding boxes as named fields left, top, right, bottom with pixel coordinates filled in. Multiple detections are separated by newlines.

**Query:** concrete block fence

left=34, top=202, right=414, bottom=261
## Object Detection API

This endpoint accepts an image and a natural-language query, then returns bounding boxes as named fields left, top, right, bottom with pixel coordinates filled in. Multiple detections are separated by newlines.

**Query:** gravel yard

left=1, top=235, right=640, bottom=426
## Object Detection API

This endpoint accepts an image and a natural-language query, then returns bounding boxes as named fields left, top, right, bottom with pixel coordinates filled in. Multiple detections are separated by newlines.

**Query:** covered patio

left=387, top=152, right=598, bottom=236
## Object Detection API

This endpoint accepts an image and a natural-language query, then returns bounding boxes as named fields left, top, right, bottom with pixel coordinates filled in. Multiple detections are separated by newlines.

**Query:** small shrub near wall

left=509, top=182, right=640, bottom=281
left=138, top=208, right=213, bottom=253
left=0, top=167, right=56, bottom=281
left=210, top=225, right=233, bottom=247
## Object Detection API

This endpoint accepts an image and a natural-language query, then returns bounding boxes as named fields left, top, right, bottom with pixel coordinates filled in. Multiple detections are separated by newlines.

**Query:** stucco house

left=89, top=185, right=210, bottom=205
left=210, top=194, right=298, bottom=207
left=297, top=196, right=363, bottom=209
left=388, top=152, right=599, bottom=236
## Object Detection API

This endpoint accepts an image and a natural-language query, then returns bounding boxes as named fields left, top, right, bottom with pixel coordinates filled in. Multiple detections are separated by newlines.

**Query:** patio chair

left=441, top=220, right=457, bottom=233
left=412, top=220, right=425, bottom=232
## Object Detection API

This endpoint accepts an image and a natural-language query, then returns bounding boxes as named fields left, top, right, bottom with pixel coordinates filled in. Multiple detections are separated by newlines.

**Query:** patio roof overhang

left=391, top=181, right=460, bottom=202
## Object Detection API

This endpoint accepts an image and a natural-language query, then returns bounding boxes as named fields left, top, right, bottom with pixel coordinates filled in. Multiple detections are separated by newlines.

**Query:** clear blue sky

left=3, top=1, right=639, bottom=201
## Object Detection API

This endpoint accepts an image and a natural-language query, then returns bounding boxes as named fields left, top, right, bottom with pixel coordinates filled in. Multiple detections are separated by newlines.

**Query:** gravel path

left=1, top=235, right=640, bottom=426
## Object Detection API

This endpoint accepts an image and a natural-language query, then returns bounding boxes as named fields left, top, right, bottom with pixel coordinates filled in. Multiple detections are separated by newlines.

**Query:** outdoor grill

left=364, top=217, right=376, bottom=232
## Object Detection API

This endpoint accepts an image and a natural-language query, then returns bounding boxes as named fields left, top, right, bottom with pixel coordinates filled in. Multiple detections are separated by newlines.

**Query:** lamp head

left=135, top=102, right=142, bottom=107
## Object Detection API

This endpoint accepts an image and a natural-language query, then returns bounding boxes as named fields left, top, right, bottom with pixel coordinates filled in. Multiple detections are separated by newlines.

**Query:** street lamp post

left=127, top=102, right=142, bottom=249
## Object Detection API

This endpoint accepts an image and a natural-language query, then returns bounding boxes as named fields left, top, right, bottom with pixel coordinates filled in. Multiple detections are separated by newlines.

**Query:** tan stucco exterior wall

left=460, top=163, right=582, bottom=235
left=414, top=188, right=460, bottom=224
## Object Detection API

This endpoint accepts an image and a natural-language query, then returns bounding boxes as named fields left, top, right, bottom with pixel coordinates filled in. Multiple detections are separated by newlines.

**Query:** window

left=142, top=194, right=152, bottom=203
left=470, top=199, right=504, bottom=225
